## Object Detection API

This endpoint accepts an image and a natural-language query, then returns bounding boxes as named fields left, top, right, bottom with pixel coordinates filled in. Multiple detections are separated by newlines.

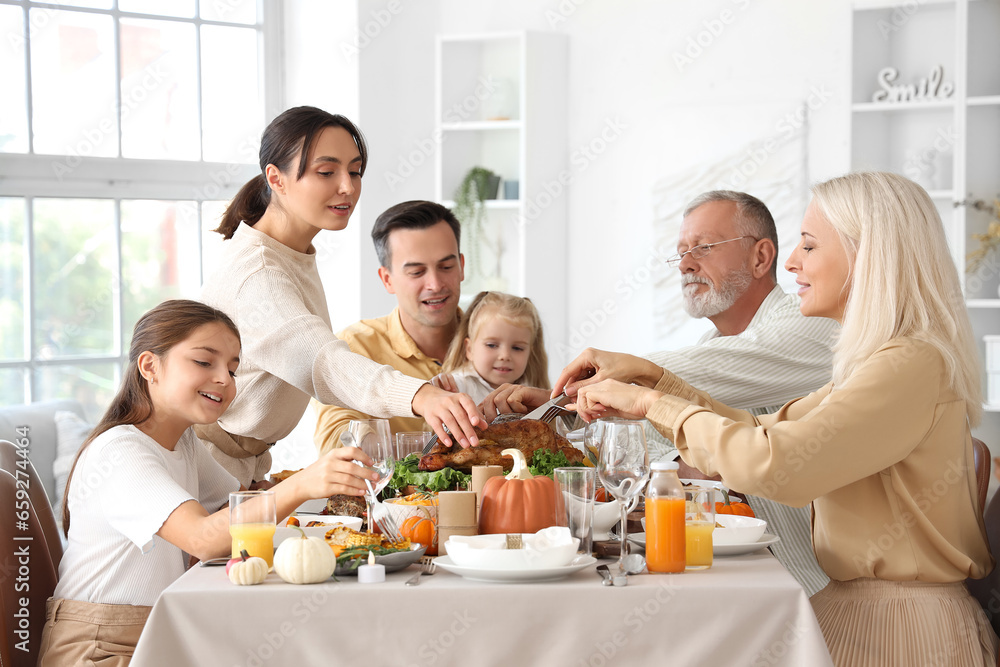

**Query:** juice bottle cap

left=650, top=461, right=679, bottom=471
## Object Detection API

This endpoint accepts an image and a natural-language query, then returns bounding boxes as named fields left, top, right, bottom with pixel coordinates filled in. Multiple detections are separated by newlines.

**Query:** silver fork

left=365, top=479, right=404, bottom=542
left=539, top=403, right=574, bottom=424
left=490, top=402, right=574, bottom=426
left=404, top=556, right=436, bottom=586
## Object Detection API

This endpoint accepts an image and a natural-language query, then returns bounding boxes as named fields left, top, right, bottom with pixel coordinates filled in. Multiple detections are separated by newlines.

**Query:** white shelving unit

left=851, top=0, right=1000, bottom=427
left=435, top=31, right=569, bottom=368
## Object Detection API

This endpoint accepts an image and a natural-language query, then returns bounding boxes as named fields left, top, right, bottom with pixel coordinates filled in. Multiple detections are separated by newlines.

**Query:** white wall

left=337, top=0, right=854, bottom=363
left=283, top=0, right=364, bottom=332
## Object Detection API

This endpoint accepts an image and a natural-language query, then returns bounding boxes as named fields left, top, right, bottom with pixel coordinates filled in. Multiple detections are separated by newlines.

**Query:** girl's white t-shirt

left=447, top=367, right=497, bottom=404
left=54, top=424, right=239, bottom=606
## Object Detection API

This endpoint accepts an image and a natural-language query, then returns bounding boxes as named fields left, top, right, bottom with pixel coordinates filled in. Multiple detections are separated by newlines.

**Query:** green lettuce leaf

left=386, top=453, right=471, bottom=494
left=529, top=448, right=586, bottom=478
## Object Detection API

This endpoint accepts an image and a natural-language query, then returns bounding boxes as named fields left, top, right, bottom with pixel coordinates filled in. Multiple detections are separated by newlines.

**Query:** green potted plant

left=452, top=167, right=500, bottom=279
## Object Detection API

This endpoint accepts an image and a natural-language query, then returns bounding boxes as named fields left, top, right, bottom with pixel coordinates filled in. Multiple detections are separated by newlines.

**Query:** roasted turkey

left=418, top=418, right=584, bottom=473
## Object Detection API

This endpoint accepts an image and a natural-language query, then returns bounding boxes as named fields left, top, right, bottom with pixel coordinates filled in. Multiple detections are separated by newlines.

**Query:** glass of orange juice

left=684, top=487, right=714, bottom=570
left=230, top=490, right=276, bottom=568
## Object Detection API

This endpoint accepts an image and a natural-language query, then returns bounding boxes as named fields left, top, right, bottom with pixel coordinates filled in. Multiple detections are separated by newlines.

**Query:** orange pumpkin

left=401, top=514, right=437, bottom=556
left=715, top=489, right=755, bottom=517
left=478, top=448, right=557, bottom=535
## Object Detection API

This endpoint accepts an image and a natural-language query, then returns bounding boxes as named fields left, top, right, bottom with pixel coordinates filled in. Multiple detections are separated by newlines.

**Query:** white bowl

left=274, top=515, right=363, bottom=546
left=444, top=532, right=579, bottom=570
left=713, top=515, right=767, bottom=545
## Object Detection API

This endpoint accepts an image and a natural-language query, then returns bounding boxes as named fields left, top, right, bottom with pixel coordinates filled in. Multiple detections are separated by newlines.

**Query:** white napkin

left=525, top=526, right=573, bottom=551
left=448, top=527, right=573, bottom=552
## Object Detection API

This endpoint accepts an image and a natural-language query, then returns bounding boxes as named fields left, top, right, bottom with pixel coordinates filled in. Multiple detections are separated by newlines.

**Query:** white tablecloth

left=132, top=552, right=832, bottom=666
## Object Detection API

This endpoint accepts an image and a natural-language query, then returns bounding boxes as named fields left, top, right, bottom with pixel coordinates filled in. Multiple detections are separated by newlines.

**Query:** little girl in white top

left=433, top=291, right=550, bottom=403
left=38, top=300, right=379, bottom=666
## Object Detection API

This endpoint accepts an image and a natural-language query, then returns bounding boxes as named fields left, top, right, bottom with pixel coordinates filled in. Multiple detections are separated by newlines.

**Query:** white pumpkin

left=273, top=528, right=335, bottom=584
left=228, top=556, right=269, bottom=586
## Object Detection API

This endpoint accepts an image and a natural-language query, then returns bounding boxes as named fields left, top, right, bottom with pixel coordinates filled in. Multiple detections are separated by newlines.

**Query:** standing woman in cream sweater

left=200, top=106, right=483, bottom=487
left=560, top=172, right=996, bottom=666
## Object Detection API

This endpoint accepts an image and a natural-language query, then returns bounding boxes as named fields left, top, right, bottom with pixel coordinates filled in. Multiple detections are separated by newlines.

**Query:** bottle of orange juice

left=644, top=461, right=685, bottom=573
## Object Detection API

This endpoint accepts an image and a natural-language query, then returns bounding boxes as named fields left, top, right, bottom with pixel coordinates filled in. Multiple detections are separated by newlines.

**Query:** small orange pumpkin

left=401, top=514, right=437, bottom=556
left=478, top=448, right=557, bottom=535
left=715, top=489, right=755, bottom=517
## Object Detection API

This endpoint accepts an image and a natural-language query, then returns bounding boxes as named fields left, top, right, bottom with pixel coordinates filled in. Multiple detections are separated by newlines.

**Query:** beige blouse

left=646, top=337, right=992, bottom=583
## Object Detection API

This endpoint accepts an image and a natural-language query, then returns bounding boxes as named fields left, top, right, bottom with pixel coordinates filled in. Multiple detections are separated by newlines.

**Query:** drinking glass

left=395, top=431, right=432, bottom=459
left=554, top=467, right=596, bottom=555
left=588, top=418, right=650, bottom=574
left=348, top=419, right=395, bottom=531
left=229, top=490, right=276, bottom=567
left=684, top=487, right=714, bottom=570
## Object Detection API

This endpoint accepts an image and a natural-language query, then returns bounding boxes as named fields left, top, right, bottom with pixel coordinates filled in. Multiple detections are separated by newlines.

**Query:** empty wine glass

left=347, top=419, right=395, bottom=532
left=588, top=418, right=650, bottom=574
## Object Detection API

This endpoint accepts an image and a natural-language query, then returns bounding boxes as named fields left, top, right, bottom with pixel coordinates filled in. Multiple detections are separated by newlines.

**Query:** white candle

left=357, top=550, right=385, bottom=584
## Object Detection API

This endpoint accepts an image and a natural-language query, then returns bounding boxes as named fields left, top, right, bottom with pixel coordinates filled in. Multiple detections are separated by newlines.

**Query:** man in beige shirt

left=313, top=201, right=465, bottom=454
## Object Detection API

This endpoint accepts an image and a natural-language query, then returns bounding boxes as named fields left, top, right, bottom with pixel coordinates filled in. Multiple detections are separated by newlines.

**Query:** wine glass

left=588, top=418, right=650, bottom=574
left=347, top=419, right=395, bottom=532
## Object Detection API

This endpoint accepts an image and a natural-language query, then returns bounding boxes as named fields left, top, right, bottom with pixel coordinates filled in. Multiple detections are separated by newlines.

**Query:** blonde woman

left=558, top=172, right=996, bottom=666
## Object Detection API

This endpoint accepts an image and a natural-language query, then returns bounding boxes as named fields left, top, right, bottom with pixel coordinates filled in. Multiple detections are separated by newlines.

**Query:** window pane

left=0, top=198, right=26, bottom=361
left=30, top=10, right=117, bottom=157
left=119, top=0, right=196, bottom=19
left=35, top=364, right=116, bottom=421
left=33, top=199, right=116, bottom=357
left=200, top=200, right=228, bottom=280
left=120, top=19, right=199, bottom=160
left=120, top=200, right=200, bottom=345
left=201, top=25, right=262, bottom=163
left=0, top=369, right=27, bottom=406
left=200, top=0, right=257, bottom=25
left=53, top=0, right=113, bottom=9
left=0, top=6, right=29, bottom=153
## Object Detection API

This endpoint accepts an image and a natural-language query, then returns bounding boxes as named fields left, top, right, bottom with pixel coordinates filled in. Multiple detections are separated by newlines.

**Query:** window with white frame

left=0, top=0, right=280, bottom=419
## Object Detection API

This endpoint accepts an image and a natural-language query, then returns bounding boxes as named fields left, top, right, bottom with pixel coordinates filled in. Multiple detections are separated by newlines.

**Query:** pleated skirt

left=811, top=578, right=998, bottom=667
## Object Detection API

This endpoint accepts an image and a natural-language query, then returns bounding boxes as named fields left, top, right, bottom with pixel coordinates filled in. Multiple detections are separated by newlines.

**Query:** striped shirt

left=55, top=425, right=238, bottom=606
left=644, top=286, right=839, bottom=596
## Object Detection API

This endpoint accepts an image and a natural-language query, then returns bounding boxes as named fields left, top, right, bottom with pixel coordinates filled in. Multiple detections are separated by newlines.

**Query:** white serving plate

left=434, top=554, right=597, bottom=583
left=627, top=532, right=780, bottom=556
left=713, top=533, right=780, bottom=556
left=274, top=515, right=363, bottom=545
left=444, top=532, right=579, bottom=570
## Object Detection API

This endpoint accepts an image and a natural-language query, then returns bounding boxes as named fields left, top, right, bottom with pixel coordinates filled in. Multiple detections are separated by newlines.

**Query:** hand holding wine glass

left=588, top=418, right=650, bottom=574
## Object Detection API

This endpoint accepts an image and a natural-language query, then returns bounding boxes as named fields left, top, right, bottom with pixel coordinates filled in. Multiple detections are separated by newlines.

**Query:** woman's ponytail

left=215, top=174, right=270, bottom=239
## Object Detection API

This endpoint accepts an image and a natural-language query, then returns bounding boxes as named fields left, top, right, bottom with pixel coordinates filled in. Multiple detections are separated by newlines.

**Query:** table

left=131, top=552, right=832, bottom=666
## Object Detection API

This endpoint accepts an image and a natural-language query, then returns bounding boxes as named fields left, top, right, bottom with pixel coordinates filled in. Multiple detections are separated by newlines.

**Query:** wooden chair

left=1, top=439, right=63, bottom=667
left=974, top=437, right=990, bottom=515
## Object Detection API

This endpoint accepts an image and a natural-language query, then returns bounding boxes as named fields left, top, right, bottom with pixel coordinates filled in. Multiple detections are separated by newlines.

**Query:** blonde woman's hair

left=442, top=291, right=551, bottom=389
left=812, top=171, right=982, bottom=424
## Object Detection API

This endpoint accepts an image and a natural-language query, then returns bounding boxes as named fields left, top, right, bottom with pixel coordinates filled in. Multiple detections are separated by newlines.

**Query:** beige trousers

left=37, top=598, right=152, bottom=667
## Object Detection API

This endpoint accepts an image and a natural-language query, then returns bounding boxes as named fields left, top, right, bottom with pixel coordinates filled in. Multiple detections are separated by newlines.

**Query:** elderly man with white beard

left=641, top=190, right=840, bottom=596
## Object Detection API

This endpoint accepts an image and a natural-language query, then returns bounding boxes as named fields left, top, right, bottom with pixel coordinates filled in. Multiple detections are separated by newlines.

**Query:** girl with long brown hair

left=198, top=106, right=484, bottom=487
left=39, top=300, right=378, bottom=665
